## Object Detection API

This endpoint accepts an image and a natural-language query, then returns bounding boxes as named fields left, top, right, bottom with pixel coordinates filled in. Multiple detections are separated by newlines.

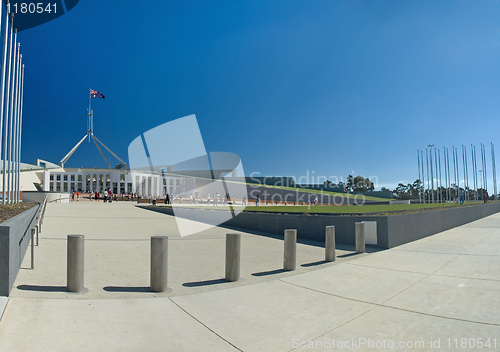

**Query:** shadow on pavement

left=301, top=260, right=328, bottom=267
left=17, top=285, right=68, bottom=292
left=252, top=268, right=286, bottom=277
left=103, top=286, right=152, bottom=293
left=183, top=278, right=226, bottom=287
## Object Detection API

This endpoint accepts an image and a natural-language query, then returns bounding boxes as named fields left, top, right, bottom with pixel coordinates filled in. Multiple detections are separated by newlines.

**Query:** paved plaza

left=0, top=202, right=499, bottom=351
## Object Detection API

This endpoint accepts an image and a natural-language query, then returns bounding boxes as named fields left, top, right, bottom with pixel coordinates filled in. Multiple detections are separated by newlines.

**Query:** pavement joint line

left=295, top=303, right=500, bottom=351
left=430, top=273, right=500, bottom=282
left=280, top=274, right=500, bottom=337
left=169, top=298, right=243, bottom=352
left=344, top=258, right=462, bottom=275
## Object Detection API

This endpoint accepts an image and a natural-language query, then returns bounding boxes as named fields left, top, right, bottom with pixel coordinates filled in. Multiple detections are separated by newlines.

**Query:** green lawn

left=239, top=201, right=484, bottom=214
left=222, top=179, right=391, bottom=202
left=159, top=201, right=487, bottom=215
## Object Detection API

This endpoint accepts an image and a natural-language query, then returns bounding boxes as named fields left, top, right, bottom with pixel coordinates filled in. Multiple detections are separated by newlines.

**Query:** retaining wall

left=144, top=203, right=500, bottom=249
left=0, top=203, right=42, bottom=296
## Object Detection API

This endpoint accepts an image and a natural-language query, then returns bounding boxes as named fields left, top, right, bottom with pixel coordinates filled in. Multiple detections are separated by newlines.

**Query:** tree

left=346, top=175, right=354, bottom=192
left=351, top=175, right=374, bottom=192
left=381, top=187, right=390, bottom=192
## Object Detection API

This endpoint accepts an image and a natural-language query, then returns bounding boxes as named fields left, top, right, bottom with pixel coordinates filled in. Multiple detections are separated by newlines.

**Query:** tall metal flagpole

left=435, top=148, right=439, bottom=202
left=417, top=150, right=421, bottom=203
left=438, top=149, right=442, bottom=203
left=471, top=145, right=477, bottom=201
left=420, top=150, right=425, bottom=203
left=88, top=88, right=91, bottom=142
left=462, top=146, right=466, bottom=202
left=453, top=147, right=458, bottom=201
left=443, top=148, right=447, bottom=202
left=492, top=143, right=497, bottom=199
left=482, top=144, right=486, bottom=194
left=426, top=148, right=430, bottom=203
left=429, top=147, right=434, bottom=203
left=449, top=147, right=453, bottom=201
left=16, top=63, right=23, bottom=202
left=2, top=15, right=12, bottom=204
left=444, top=148, right=451, bottom=201
left=6, top=27, right=16, bottom=203
left=8, top=40, right=18, bottom=203
left=0, top=4, right=8, bottom=204
left=464, top=146, right=469, bottom=201
left=12, top=48, right=19, bottom=203
left=474, top=145, right=479, bottom=200
left=14, top=54, right=21, bottom=202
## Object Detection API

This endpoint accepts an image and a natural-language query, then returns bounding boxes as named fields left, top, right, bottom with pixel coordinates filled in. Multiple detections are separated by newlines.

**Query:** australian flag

left=90, top=89, right=105, bottom=99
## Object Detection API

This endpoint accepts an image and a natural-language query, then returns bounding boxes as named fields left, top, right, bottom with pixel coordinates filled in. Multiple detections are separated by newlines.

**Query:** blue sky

left=16, top=0, right=500, bottom=190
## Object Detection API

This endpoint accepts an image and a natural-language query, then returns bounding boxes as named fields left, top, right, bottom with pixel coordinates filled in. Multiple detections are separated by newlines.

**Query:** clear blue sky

left=17, top=0, right=500, bottom=191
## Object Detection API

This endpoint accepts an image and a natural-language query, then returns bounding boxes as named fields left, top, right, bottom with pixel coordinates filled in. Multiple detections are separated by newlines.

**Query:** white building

left=42, top=168, right=192, bottom=196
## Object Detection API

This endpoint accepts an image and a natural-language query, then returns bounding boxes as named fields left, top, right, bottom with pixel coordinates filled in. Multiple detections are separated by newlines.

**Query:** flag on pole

left=90, top=89, right=105, bottom=99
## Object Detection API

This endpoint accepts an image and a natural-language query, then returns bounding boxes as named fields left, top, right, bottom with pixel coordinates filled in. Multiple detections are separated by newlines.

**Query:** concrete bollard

left=355, top=222, right=365, bottom=253
left=35, top=225, right=39, bottom=246
left=284, top=229, right=297, bottom=271
left=325, top=226, right=336, bottom=262
left=67, top=235, right=85, bottom=292
left=30, top=229, right=35, bottom=269
left=150, top=236, right=168, bottom=292
left=225, top=233, right=241, bottom=282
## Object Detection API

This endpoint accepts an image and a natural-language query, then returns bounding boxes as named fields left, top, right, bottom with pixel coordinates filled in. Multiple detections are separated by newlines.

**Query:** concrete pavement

left=0, top=202, right=499, bottom=351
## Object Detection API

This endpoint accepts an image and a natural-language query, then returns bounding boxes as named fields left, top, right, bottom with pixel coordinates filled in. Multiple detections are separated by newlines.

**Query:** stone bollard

left=284, top=229, right=297, bottom=271
left=355, top=222, right=365, bottom=253
left=325, top=226, right=336, bottom=262
left=150, top=236, right=168, bottom=292
left=67, top=235, right=85, bottom=292
left=225, top=233, right=241, bottom=282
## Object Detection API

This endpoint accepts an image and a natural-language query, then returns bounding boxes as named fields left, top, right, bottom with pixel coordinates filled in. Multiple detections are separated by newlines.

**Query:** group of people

left=161, top=192, right=240, bottom=206
left=459, top=189, right=490, bottom=204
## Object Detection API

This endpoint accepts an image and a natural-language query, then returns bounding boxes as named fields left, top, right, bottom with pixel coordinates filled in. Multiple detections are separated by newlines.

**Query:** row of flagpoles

left=0, top=2, right=25, bottom=204
left=417, top=143, right=497, bottom=203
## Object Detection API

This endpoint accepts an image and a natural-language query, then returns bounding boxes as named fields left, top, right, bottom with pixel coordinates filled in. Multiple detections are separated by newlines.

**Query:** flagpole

left=12, top=49, right=19, bottom=203
left=2, top=14, right=12, bottom=204
left=17, top=63, right=23, bottom=202
left=14, top=54, right=21, bottom=202
left=88, top=88, right=91, bottom=142
left=0, top=4, right=8, bottom=204
left=10, top=41, right=18, bottom=203
left=492, top=143, right=497, bottom=199
left=7, top=27, right=16, bottom=203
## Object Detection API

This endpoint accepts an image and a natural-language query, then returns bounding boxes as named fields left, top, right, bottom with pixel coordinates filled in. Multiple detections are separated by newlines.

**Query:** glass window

left=56, top=174, right=61, bottom=181
left=50, top=175, right=54, bottom=180
left=78, top=175, right=83, bottom=181
left=70, top=175, right=75, bottom=181
left=63, top=175, right=68, bottom=181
